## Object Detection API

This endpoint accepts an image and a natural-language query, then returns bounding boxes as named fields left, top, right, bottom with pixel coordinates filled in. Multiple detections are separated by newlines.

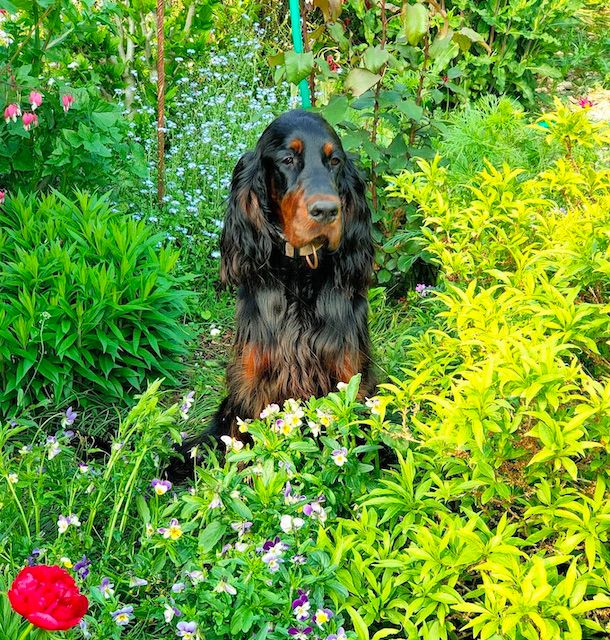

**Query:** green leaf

left=0, top=0, right=17, bottom=12
left=285, top=50, right=314, bottom=84
left=91, top=111, right=120, bottom=129
left=344, top=68, right=381, bottom=97
left=198, top=521, right=226, bottom=554
left=429, top=35, right=460, bottom=66
left=402, top=3, right=429, bottom=46
left=321, top=95, right=349, bottom=126
left=345, top=373, right=362, bottom=404
left=397, top=99, right=423, bottom=121
left=377, top=269, right=392, bottom=283
left=228, top=498, right=253, bottom=521
left=327, top=21, right=349, bottom=50
left=135, top=495, right=150, bottom=524
left=363, top=45, right=390, bottom=73
left=346, top=606, right=370, bottom=640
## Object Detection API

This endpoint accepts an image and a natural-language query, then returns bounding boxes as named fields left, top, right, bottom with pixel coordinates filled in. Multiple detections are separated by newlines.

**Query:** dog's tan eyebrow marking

left=288, top=138, right=303, bottom=153
left=323, top=142, right=335, bottom=157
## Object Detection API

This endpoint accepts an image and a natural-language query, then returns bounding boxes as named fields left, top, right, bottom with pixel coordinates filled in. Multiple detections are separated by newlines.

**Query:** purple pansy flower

left=288, top=626, right=313, bottom=639
left=331, top=447, right=348, bottom=467
left=74, top=555, right=91, bottom=579
left=302, top=500, right=327, bottom=523
left=63, top=406, right=78, bottom=426
left=313, top=608, right=333, bottom=627
left=230, top=520, right=252, bottom=537
left=177, top=620, right=198, bottom=639
left=111, top=606, right=134, bottom=626
left=180, top=391, right=195, bottom=419
left=415, top=283, right=431, bottom=297
left=327, top=627, right=348, bottom=640
left=100, top=577, right=114, bottom=598
left=292, top=590, right=311, bottom=621
left=284, top=481, right=306, bottom=504
left=261, top=536, right=289, bottom=554
left=27, top=548, right=41, bottom=566
left=151, top=478, right=173, bottom=496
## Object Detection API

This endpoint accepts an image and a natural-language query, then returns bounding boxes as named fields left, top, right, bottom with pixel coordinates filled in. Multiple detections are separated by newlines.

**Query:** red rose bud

left=8, top=565, right=89, bottom=631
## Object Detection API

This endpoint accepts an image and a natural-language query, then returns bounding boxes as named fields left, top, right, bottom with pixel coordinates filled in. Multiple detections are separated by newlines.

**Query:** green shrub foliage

left=2, top=105, right=609, bottom=640
left=0, top=191, right=190, bottom=415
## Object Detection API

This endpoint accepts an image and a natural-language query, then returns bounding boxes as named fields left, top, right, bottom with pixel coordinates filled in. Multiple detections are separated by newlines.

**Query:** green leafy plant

left=0, top=2, right=148, bottom=193
left=0, top=191, right=191, bottom=416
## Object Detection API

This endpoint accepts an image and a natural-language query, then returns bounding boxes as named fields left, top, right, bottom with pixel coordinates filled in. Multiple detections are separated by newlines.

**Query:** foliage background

left=0, top=1, right=609, bottom=639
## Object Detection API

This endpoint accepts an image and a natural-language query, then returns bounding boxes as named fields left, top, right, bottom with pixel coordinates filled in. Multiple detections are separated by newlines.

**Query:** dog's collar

left=284, top=241, right=323, bottom=269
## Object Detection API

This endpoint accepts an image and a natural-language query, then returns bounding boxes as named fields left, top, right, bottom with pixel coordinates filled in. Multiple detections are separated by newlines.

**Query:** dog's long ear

left=220, top=151, right=272, bottom=287
left=335, top=155, right=374, bottom=292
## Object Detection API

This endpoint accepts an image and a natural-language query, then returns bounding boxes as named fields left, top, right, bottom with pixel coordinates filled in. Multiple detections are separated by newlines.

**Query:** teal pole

left=289, top=0, right=312, bottom=109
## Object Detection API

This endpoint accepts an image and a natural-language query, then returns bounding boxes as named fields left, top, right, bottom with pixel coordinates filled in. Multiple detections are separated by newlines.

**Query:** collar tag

left=284, top=241, right=321, bottom=268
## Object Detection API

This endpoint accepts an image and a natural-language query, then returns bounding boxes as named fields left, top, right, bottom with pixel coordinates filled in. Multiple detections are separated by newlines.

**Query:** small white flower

left=284, top=398, right=304, bottom=417
left=236, top=416, right=250, bottom=433
left=331, top=448, right=349, bottom=467
left=365, top=396, right=383, bottom=415
left=316, top=409, right=334, bottom=427
left=48, top=442, right=61, bottom=460
left=280, top=514, right=305, bottom=533
left=337, top=381, right=348, bottom=391
left=210, top=327, right=221, bottom=337
left=164, top=604, right=176, bottom=623
left=7, top=473, right=18, bottom=484
left=260, top=403, right=280, bottom=419
left=214, top=580, right=237, bottom=595
left=57, top=514, right=80, bottom=534
left=209, top=494, right=223, bottom=509
left=220, top=435, right=244, bottom=452
left=308, top=421, right=321, bottom=437
left=188, top=570, right=204, bottom=584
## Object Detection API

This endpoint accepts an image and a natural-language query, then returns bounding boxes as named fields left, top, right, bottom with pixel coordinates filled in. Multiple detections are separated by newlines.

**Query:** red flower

left=8, top=565, right=88, bottom=631
left=326, top=54, right=340, bottom=73
left=578, top=97, right=593, bottom=109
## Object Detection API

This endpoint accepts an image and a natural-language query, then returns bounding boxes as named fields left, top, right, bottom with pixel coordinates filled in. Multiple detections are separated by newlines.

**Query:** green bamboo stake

left=289, top=0, right=312, bottom=109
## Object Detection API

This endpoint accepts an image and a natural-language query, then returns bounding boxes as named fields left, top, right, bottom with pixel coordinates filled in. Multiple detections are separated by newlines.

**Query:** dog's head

left=221, top=110, right=371, bottom=287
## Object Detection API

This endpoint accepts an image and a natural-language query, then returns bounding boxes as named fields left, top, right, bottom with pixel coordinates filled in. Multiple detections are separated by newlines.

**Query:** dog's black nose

left=308, top=200, right=339, bottom=222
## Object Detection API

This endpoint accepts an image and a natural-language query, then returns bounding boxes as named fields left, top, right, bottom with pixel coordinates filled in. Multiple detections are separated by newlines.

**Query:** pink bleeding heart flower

left=4, top=103, right=21, bottom=123
left=0, top=190, right=5, bottom=206
left=61, top=94, right=74, bottom=113
left=29, top=91, right=43, bottom=110
left=22, top=112, right=38, bottom=131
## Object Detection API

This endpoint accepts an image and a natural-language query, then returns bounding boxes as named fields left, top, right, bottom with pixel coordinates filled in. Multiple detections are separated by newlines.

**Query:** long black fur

left=169, top=110, right=375, bottom=478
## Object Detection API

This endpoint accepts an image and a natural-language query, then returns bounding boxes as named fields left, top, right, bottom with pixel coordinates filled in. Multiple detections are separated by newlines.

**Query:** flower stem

left=17, top=622, right=35, bottom=640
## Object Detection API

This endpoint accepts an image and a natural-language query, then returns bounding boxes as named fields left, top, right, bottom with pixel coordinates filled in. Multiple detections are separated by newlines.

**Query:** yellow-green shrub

left=317, top=103, right=610, bottom=640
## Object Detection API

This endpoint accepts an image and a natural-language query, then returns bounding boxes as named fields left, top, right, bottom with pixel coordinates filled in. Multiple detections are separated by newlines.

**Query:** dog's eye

left=282, top=157, right=294, bottom=166
left=330, top=157, right=341, bottom=167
